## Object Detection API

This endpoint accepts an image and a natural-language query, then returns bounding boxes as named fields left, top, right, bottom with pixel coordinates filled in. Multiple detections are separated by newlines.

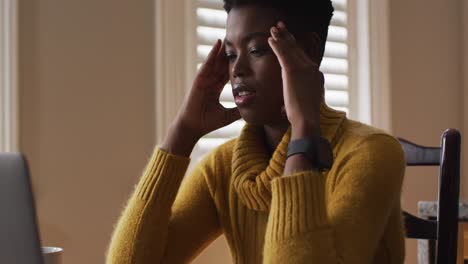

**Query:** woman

left=106, top=0, right=406, bottom=263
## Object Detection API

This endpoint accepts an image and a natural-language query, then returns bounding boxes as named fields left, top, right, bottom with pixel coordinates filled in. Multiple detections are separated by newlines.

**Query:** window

left=155, top=0, right=391, bottom=166
left=0, top=0, right=18, bottom=152
left=189, top=0, right=354, bottom=163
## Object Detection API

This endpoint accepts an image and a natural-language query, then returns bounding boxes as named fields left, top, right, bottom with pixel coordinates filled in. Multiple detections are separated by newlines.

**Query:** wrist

left=291, top=120, right=320, bottom=140
left=161, top=122, right=200, bottom=157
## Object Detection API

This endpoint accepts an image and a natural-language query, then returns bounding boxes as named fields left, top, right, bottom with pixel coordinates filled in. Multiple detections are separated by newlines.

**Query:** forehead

left=226, top=6, right=280, bottom=43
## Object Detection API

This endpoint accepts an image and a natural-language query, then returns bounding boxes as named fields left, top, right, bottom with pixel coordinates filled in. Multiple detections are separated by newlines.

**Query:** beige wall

left=463, top=0, right=468, bottom=259
left=390, top=0, right=465, bottom=263
left=19, top=1, right=155, bottom=263
left=463, top=0, right=468, bottom=203
left=18, top=0, right=466, bottom=264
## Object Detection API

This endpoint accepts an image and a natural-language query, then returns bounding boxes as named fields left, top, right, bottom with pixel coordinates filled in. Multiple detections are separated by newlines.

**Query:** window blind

left=191, top=0, right=349, bottom=162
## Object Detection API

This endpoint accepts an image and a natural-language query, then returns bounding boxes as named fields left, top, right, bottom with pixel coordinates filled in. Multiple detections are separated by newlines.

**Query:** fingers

left=268, top=25, right=295, bottom=68
left=207, top=39, right=222, bottom=65
left=276, top=21, right=297, bottom=45
left=216, top=38, right=226, bottom=59
left=196, top=39, right=230, bottom=93
left=198, top=39, right=222, bottom=77
left=319, top=71, right=325, bottom=86
left=213, top=40, right=229, bottom=83
left=211, top=39, right=230, bottom=92
left=268, top=22, right=318, bottom=70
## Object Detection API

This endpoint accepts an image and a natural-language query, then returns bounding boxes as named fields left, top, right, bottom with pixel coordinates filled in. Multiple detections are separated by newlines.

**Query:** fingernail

left=278, top=21, right=286, bottom=29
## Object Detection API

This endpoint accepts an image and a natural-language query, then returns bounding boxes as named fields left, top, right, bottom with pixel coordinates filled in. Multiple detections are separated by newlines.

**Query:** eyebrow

left=225, top=32, right=270, bottom=46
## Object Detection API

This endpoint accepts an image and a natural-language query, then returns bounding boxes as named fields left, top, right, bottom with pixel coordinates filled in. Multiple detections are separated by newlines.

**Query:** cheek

left=227, top=63, right=233, bottom=78
left=255, top=58, right=283, bottom=95
left=257, top=55, right=281, bottom=76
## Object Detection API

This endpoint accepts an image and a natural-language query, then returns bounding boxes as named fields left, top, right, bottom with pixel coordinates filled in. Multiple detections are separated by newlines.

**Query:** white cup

left=41, top=247, right=63, bottom=264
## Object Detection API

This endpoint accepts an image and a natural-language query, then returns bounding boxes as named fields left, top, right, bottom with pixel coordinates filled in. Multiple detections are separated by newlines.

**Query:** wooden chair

left=398, top=129, right=461, bottom=264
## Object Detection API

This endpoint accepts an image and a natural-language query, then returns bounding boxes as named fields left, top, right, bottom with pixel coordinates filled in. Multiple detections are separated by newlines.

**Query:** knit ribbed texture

left=232, top=103, right=345, bottom=212
left=232, top=125, right=290, bottom=211
left=106, top=104, right=406, bottom=264
left=106, top=147, right=190, bottom=263
left=136, top=147, right=190, bottom=203
left=267, top=172, right=328, bottom=241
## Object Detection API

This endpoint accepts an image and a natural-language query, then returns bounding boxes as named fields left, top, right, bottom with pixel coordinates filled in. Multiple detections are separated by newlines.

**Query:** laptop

left=0, top=152, right=44, bottom=264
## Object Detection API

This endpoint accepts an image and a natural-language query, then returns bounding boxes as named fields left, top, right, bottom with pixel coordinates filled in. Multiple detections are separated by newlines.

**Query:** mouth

left=233, top=84, right=257, bottom=107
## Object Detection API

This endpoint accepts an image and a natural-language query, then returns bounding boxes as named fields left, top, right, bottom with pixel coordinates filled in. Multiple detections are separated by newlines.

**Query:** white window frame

left=0, top=0, right=19, bottom=152
left=154, top=0, right=392, bottom=143
left=368, top=0, right=392, bottom=132
left=348, top=0, right=392, bottom=132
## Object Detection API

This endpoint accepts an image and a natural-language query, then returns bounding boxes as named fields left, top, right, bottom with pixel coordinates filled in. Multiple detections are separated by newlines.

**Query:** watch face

left=287, top=137, right=333, bottom=170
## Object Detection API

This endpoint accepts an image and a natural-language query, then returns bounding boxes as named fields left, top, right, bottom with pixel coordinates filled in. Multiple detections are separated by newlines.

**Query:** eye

left=249, top=47, right=268, bottom=57
left=225, top=53, right=237, bottom=62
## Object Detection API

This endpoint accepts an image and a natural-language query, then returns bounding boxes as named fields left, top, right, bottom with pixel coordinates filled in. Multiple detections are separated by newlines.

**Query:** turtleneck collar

left=232, top=103, right=346, bottom=211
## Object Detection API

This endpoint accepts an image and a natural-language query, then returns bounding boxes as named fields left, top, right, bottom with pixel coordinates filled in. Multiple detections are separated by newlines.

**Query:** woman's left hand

left=268, top=21, right=324, bottom=138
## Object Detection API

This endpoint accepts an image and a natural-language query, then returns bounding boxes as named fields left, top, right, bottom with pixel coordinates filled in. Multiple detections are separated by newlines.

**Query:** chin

left=240, top=110, right=287, bottom=127
left=240, top=116, right=262, bottom=126
left=239, top=111, right=265, bottom=126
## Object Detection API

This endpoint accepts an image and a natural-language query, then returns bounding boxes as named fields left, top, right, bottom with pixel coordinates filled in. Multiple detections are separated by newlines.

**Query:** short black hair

left=223, top=0, right=334, bottom=59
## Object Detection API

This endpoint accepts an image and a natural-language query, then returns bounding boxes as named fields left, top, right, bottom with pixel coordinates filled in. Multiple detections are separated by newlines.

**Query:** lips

left=233, top=84, right=256, bottom=96
left=233, top=84, right=257, bottom=107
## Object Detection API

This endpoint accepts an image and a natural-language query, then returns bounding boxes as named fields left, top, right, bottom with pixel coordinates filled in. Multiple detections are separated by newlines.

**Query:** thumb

left=223, top=107, right=241, bottom=125
left=319, top=71, right=325, bottom=86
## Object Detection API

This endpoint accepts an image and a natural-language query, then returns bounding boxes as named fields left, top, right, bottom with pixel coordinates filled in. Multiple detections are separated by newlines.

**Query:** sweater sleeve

left=263, top=134, right=406, bottom=264
left=106, top=147, right=222, bottom=263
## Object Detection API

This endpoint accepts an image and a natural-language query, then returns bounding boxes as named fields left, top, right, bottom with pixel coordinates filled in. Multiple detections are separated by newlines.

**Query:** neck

left=262, top=122, right=289, bottom=156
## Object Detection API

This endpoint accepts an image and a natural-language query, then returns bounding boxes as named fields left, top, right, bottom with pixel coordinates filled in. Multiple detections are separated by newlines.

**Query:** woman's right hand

left=161, top=39, right=241, bottom=156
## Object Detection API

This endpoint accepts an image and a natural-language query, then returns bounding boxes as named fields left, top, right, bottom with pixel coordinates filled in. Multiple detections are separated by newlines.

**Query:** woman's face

left=225, top=5, right=287, bottom=126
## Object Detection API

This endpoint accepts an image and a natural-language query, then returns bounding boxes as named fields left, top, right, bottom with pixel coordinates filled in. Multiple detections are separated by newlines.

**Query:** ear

left=299, top=32, right=323, bottom=64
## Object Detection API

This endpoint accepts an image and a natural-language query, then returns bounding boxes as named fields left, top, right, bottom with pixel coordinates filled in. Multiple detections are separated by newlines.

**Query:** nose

left=231, top=54, right=249, bottom=78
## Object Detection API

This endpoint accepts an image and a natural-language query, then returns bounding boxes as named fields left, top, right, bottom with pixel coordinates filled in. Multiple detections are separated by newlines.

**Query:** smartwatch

left=286, top=136, right=334, bottom=171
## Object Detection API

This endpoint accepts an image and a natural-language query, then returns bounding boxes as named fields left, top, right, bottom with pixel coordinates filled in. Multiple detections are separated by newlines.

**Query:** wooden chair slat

left=398, top=138, right=440, bottom=165
left=398, top=129, right=461, bottom=264
left=403, top=211, right=437, bottom=239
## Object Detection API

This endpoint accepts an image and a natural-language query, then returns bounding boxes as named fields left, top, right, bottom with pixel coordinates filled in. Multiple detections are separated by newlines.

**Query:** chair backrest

left=398, top=129, right=461, bottom=264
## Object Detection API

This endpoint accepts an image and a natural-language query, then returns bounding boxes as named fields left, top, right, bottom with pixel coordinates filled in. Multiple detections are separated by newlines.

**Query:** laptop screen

left=0, top=153, right=44, bottom=264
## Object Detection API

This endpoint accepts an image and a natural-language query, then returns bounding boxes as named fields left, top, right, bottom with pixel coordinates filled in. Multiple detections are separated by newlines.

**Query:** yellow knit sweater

left=106, top=104, right=406, bottom=264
